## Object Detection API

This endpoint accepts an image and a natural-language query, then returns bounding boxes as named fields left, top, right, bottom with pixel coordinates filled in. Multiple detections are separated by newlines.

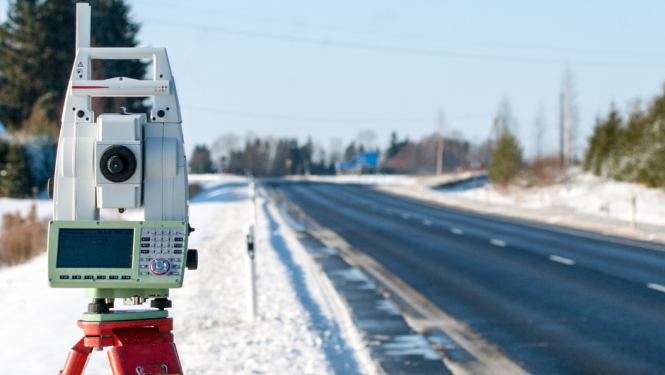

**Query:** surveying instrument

left=48, top=4, right=197, bottom=374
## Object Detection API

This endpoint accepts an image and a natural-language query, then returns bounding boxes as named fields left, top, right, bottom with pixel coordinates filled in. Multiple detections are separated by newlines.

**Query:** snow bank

left=437, top=168, right=665, bottom=227
left=283, top=170, right=485, bottom=188
left=0, top=175, right=370, bottom=374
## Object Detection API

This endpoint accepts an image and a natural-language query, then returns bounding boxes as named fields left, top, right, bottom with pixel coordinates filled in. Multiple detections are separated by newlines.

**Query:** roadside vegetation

left=0, top=0, right=143, bottom=198
left=584, top=88, right=665, bottom=188
left=488, top=129, right=523, bottom=186
left=0, top=205, right=49, bottom=266
left=0, top=1, right=143, bottom=266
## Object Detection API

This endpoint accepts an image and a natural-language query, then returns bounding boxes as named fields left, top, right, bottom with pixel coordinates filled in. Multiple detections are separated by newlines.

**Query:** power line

left=142, top=0, right=665, bottom=59
left=187, top=106, right=492, bottom=124
left=144, top=19, right=659, bottom=68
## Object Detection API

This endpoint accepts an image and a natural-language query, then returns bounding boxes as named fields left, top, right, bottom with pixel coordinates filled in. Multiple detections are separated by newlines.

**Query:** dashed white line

left=549, top=255, right=575, bottom=265
left=647, top=283, right=665, bottom=293
left=423, top=220, right=432, bottom=226
left=451, top=228, right=464, bottom=235
left=490, top=239, right=506, bottom=247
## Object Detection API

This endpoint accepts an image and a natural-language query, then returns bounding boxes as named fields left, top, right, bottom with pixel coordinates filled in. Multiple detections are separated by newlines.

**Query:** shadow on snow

left=261, top=199, right=363, bottom=375
left=190, top=181, right=248, bottom=204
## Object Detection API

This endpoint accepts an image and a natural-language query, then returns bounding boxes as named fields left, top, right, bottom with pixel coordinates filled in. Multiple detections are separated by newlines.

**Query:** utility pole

left=559, top=92, right=565, bottom=166
left=481, top=113, right=500, bottom=165
left=436, top=108, right=444, bottom=175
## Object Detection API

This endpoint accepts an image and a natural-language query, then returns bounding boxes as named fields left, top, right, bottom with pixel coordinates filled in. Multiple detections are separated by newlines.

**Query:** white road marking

left=647, top=283, right=665, bottom=293
left=549, top=255, right=575, bottom=265
left=451, top=228, right=464, bottom=235
left=423, top=220, right=432, bottom=226
left=490, top=239, right=506, bottom=247
left=402, top=213, right=410, bottom=219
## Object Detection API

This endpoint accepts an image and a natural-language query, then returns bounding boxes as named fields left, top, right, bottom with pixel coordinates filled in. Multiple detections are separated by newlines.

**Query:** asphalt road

left=277, top=182, right=665, bottom=375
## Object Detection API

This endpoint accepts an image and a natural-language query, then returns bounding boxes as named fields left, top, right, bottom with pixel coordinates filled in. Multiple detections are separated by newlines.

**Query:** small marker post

left=630, top=193, right=637, bottom=229
left=245, top=179, right=257, bottom=321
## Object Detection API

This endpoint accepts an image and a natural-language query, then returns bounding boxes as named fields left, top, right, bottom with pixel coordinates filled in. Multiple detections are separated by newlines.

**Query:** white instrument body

left=53, top=3, right=188, bottom=223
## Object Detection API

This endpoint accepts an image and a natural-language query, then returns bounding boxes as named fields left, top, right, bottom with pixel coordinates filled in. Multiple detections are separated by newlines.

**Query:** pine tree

left=344, top=141, right=357, bottom=162
left=583, top=107, right=621, bottom=175
left=488, top=129, right=522, bottom=186
left=0, top=143, right=34, bottom=197
left=0, top=0, right=146, bottom=130
left=189, top=145, right=213, bottom=174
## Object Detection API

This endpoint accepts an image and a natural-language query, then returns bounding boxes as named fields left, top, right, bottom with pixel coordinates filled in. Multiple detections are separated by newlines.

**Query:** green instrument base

left=82, top=310, right=168, bottom=322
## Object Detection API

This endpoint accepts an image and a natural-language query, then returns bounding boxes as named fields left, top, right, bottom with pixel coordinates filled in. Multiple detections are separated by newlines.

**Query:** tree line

left=0, top=0, right=142, bottom=197
left=189, top=132, right=476, bottom=176
left=585, top=87, right=665, bottom=187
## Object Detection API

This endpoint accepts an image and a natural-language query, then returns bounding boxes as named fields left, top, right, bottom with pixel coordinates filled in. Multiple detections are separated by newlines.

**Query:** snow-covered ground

left=0, top=175, right=371, bottom=374
left=284, top=170, right=485, bottom=188
left=434, top=168, right=665, bottom=227
left=290, top=169, right=665, bottom=228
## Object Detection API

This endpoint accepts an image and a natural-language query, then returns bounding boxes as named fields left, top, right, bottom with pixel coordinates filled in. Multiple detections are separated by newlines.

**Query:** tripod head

left=47, top=3, right=197, bottom=318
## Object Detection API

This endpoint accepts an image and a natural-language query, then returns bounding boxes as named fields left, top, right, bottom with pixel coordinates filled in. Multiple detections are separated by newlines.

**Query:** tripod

left=59, top=317, right=183, bottom=375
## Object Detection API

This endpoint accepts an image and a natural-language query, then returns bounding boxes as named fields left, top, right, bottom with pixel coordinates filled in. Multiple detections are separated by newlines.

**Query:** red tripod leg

left=59, top=338, right=94, bottom=375
left=107, top=328, right=183, bottom=375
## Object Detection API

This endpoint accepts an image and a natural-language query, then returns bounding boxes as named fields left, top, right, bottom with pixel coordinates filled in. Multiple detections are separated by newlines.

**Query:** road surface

left=277, top=181, right=665, bottom=375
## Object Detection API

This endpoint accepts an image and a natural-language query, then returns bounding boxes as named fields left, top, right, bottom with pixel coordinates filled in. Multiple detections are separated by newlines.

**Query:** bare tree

left=532, top=104, right=547, bottom=160
left=211, top=133, right=239, bottom=171
left=356, top=129, right=377, bottom=151
left=328, top=137, right=343, bottom=166
left=244, top=131, right=257, bottom=146
left=561, top=66, right=580, bottom=163
left=436, top=108, right=445, bottom=175
left=311, top=141, right=325, bottom=164
left=497, top=97, right=519, bottom=135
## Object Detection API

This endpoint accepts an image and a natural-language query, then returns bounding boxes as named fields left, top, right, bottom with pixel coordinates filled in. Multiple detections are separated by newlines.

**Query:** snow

left=0, top=197, right=52, bottom=228
left=434, top=168, right=665, bottom=227
left=284, top=170, right=485, bottom=187
left=306, top=168, right=665, bottom=228
left=3, top=169, right=661, bottom=372
left=0, top=175, right=371, bottom=374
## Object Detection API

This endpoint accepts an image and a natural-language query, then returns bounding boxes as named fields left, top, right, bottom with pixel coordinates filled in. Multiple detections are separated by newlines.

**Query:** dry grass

left=0, top=204, right=49, bottom=266
left=522, top=157, right=565, bottom=187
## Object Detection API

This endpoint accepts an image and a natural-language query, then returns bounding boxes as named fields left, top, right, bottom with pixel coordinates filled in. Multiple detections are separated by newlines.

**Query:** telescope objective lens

left=99, top=145, right=137, bottom=183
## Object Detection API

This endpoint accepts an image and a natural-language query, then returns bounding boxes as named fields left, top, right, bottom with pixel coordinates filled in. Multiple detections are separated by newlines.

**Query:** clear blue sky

left=3, top=0, right=665, bottom=159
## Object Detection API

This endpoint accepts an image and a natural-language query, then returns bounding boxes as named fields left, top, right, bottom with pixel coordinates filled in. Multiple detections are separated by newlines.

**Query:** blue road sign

left=336, top=161, right=357, bottom=170
left=355, top=152, right=377, bottom=167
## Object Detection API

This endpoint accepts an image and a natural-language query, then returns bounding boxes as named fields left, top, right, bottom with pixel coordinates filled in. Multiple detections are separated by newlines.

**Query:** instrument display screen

left=56, top=229, right=134, bottom=268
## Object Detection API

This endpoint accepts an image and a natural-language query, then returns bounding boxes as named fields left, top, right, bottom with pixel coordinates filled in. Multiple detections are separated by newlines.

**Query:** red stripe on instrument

left=72, top=86, right=109, bottom=89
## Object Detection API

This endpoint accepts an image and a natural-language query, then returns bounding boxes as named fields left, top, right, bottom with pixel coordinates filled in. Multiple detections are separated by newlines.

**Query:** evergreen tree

left=488, top=129, right=522, bottom=186
left=386, top=132, right=408, bottom=159
left=299, top=137, right=313, bottom=175
left=0, top=143, right=34, bottom=197
left=189, top=145, right=214, bottom=174
left=270, top=140, right=291, bottom=176
left=0, top=0, right=146, bottom=130
left=584, top=107, right=621, bottom=175
left=0, top=138, right=9, bottom=164
left=344, top=141, right=357, bottom=162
